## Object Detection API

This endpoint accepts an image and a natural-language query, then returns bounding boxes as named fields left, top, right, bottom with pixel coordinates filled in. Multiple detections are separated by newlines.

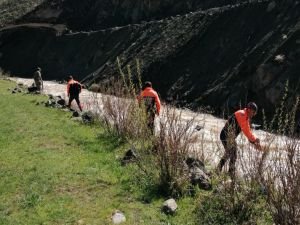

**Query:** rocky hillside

left=0, top=0, right=43, bottom=27
left=0, top=0, right=299, bottom=118
left=18, top=0, right=247, bottom=30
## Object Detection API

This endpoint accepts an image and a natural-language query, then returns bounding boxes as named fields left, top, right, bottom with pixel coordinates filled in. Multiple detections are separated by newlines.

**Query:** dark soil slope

left=18, top=0, right=247, bottom=30
left=0, top=0, right=299, bottom=117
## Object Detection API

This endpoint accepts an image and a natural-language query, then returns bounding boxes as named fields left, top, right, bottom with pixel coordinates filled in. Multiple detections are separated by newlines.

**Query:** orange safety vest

left=222, top=108, right=256, bottom=143
left=138, top=87, right=161, bottom=115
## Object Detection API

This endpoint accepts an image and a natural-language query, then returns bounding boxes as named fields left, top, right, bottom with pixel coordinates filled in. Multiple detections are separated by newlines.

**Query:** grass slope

left=0, top=80, right=197, bottom=225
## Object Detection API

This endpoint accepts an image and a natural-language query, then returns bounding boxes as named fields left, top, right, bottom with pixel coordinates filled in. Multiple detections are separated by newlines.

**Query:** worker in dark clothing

left=33, top=67, right=43, bottom=91
left=138, top=81, right=161, bottom=133
left=67, top=76, right=83, bottom=112
left=217, top=102, right=262, bottom=177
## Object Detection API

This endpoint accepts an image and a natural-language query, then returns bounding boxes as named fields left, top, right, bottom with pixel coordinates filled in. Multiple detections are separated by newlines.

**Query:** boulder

left=81, top=111, right=94, bottom=123
left=121, top=148, right=138, bottom=165
left=189, top=166, right=212, bottom=190
left=185, top=156, right=206, bottom=173
left=28, top=86, right=38, bottom=93
left=195, top=124, right=204, bottom=131
left=185, top=156, right=212, bottom=190
left=57, top=98, right=66, bottom=106
left=112, top=210, right=126, bottom=224
left=72, top=111, right=80, bottom=117
left=162, top=198, right=178, bottom=215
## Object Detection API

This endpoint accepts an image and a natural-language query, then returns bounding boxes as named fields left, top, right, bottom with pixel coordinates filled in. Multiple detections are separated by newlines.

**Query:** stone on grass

left=121, top=148, right=138, bottom=165
left=57, top=98, right=66, bottom=106
left=72, top=111, right=80, bottom=117
left=162, top=198, right=177, bottom=215
left=112, top=210, right=126, bottom=224
left=185, top=156, right=212, bottom=190
left=189, top=166, right=212, bottom=190
left=185, top=156, right=206, bottom=172
left=28, top=86, right=38, bottom=93
left=81, top=111, right=94, bottom=123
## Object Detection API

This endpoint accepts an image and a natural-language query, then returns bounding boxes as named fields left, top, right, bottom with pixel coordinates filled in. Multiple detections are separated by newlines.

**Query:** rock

left=57, top=98, right=66, bottom=106
left=72, top=111, right=80, bottom=117
left=282, top=34, right=287, bottom=40
left=185, top=156, right=212, bottom=189
left=274, top=54, right=285, bottom=63
left=189, top=166, right=212, bottom=190
left=81, top=111, right=94, bottom=123
left=45, top=100, right=53, bottom=107
left=77, top=219, right=84, bottom=225
left=112, top=210, right=126, bottom=224
left=267, top=1, right=277, bottom=12
left=195, top=124, right=204, bottom=131
left=28, top=86, right=38, bottom=93
left=185, top=156, right=206, bottom=172
left=89, top=84, right=101, bottom=92
left=162, top=198, right=177, bottom=215
left=121, top=148, right=138, bottom=165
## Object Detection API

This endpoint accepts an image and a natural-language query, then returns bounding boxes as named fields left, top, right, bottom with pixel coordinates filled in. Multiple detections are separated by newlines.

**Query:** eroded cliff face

left=19, top=0, right=246, bottom=30
left=0, top=0, right=300, bottom=118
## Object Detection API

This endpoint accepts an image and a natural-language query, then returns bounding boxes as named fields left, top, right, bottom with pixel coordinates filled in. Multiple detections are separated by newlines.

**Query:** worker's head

left=36, top=67, right=41, bottom=71
left=67, top=75, right=73, bottom=81
left=246, top=102, right=258, bottom=118
left=144, top=81, right=152, bottom=88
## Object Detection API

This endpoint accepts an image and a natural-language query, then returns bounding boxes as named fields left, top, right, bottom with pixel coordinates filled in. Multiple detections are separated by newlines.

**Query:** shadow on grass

left=73, top=131, right=125, bottom=153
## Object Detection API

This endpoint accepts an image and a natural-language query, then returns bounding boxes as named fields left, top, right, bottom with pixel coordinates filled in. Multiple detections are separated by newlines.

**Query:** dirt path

left=11, top=77, right=288, bottom=173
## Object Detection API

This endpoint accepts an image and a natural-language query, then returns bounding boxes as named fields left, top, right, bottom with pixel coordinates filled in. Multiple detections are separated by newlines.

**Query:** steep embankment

left=18, top=0, right=247, bottom=30
left=0, top=0, right=43, bottom=27
left=0, top=0, right=300, bottom=117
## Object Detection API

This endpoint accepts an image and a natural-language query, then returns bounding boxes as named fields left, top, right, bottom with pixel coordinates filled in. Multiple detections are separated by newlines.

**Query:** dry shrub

left=237, top=81, right=300, bottom=225
left=95, top=77, right=149, bottom=141
left=136, top=105, right=200, bottom=197
left=257, top=92, right=300, bottom=225
left=89, top=58, right=150, bottom=140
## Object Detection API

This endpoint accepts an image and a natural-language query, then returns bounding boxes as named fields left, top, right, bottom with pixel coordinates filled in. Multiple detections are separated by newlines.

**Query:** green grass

left=0, top=79, right=198, bottom=225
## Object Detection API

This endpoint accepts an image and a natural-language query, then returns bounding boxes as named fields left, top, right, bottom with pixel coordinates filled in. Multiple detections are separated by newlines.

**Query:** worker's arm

left=154, top=93, right=161, bottom=115
left=67, top=83, right=70, bottom=96
left=235, top=111, right=257, bottom=143
left=78, top=82, right=82, bottom=93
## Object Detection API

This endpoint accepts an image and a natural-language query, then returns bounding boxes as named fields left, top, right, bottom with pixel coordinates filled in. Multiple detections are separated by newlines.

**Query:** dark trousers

left=217, top=130, right=237, bottom=177
left=147, top=111, right=156, bottom=134
left=68, top=94, right=82, bottom=111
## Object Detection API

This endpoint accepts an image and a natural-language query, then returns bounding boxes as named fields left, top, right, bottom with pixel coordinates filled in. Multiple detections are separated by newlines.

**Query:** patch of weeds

left=19, top=190, right=41, bottom=209
left=196, top=186, right=272, bottom=225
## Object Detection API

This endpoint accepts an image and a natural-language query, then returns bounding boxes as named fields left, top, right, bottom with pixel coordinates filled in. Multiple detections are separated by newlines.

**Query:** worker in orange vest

left=67, top=76, right=83, bottom=112
left=138, top=81, right=161, bottom=133
left=217, top=102, right=262, bottom=177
